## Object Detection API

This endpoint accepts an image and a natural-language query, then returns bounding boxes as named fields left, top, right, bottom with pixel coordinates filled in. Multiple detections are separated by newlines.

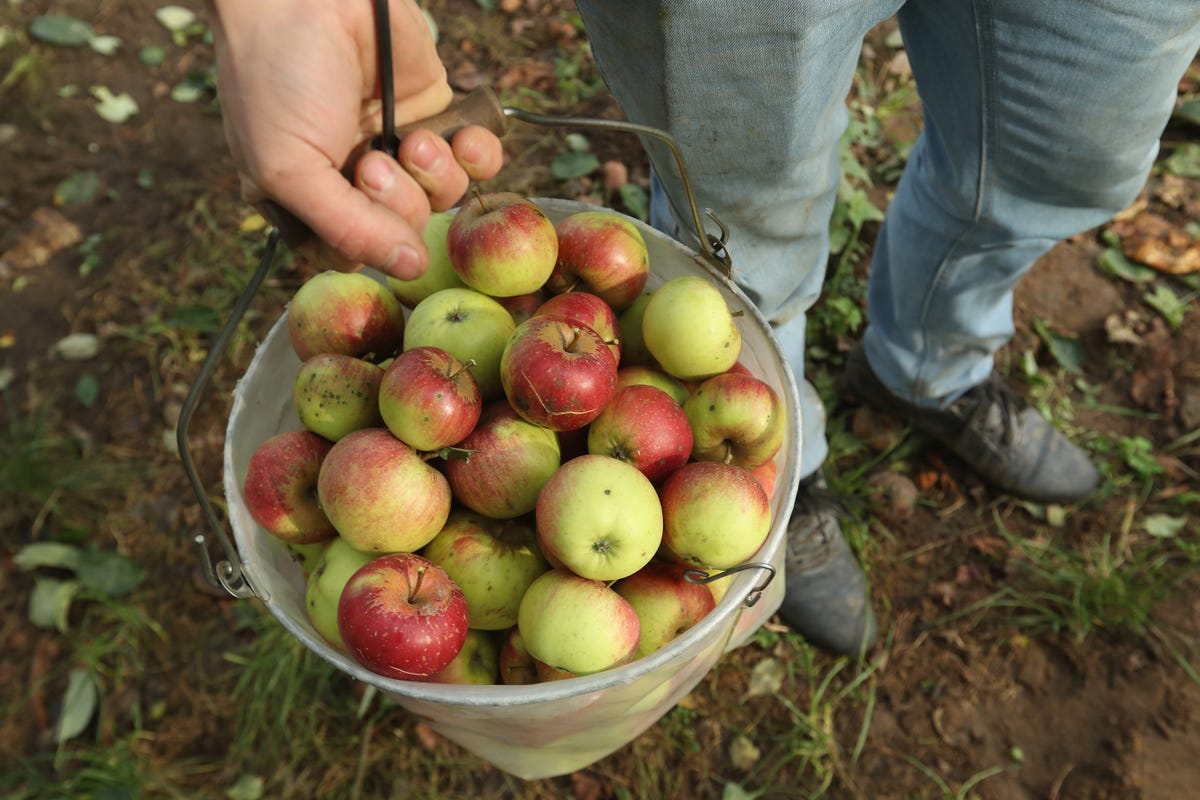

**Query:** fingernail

left=361, top=154, right=396, bottom=192
left=410, top=137, right=443, bottom=172
left=386, top=243, right=422, bottom=279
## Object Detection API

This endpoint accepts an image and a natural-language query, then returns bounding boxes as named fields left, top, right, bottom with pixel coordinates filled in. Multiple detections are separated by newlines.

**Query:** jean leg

left=576, top=0, right=899, bottom=476
left=863, top=0, right=1200, bottom=406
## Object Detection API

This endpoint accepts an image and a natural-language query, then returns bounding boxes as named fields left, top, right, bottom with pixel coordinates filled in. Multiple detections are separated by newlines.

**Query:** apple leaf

left=226, top=774, right=265, bottom=800
left=1143, top=513, right=1187, bottom=539
left=28, top=577, right=81, bottom=633
left=75, top=550, right=146, bottom=597
left=1097, top=247, right=1156, bottom=284
left=618, top=183, right=649, bottom=222
left=154, top=6, right=196, bottom=33
left=1162, top=142, right=1200, bottom=178
left=29, top=15, right=94, bottom=47
left=88, top=35, right=122, bottom=56
left=75, top=374, right=100, bottom=408
left=1174, top=99, right=1200, bottom=127
left=728, top=733, right=761, bottom=771
left=54, top=332, right=101, bottom=361
left=1143, top=285, right=1189, bottom=329
left=91, top=86, right=139, bottom=124
left=55, top=668, right=99, bottom=743
left=551, top=151, right=600, bottom=180
left=742, top=656, right=784, bottom=699
left=139, top=45, right=166, bottom=67
left=54, top=170, right=102, bottom=207
left=15, top=541, right=84, bottom=572
left=1032, top=319, right=1084, bottom=373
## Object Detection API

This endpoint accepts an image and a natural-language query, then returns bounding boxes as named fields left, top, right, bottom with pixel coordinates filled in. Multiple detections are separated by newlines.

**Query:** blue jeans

left=575, top=0, right=1200, bottom=478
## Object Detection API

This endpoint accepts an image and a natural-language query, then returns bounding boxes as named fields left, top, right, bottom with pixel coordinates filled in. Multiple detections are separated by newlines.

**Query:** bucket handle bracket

left=683, top=562, right=777, bottom=608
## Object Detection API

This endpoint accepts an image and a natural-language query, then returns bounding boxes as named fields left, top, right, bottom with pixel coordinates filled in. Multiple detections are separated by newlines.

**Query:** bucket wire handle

left=683, top=563, right=777, bottom=608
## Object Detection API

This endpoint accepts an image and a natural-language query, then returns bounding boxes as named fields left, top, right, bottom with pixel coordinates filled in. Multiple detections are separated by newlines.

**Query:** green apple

left=305, top=537, right=375, bottom=651
left=287, top=270, right=406, bottom=361
left=293, top=353, right=384, bottom=441
left=516, top=569, right=640, bottom=675
left=447, top=191, right=559, bottom=298
left=641, top=276, right=741, bottom=380
left=660, top=461, right=772, bottom=570
left=423, top=629, right=501, bottom=685
left=403, top=287, right=517, bottom=399
left=615, top=290, right=655, bottom=367
left=285, top=539, right=332, bottom=576
left=535, top=454, right=663, bottom=581
left=615, top=365, right=690, bottom=406
left=421, top=510, right=550, bottom=630
left=386, top=211, right=467, bottom=308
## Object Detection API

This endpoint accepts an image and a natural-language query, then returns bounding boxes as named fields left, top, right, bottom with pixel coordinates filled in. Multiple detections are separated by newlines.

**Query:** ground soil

left=2, top=2, right=1198, bottom=799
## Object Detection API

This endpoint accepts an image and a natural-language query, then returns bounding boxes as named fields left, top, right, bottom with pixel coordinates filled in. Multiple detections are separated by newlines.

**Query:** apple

left=516, top=569, right=640, bottom=675
left=498, top=290, right=546, bottom=326
left=424, top=629, right=501, bottom=685
left=615, top=365, right=690, bottom=406
left=683, top=371, right=786, bottom=468
left=317, top=428, right=452, bottom=554
left=379, top=346, right=481, bottom=451
left=660, top=461, right=772, bottom=570
left=243, top=429, right=337, bottom=544
left=497, top=626, right=538, bottom=686
left=614, top=560, right=716, bottom=659
left=421, top=510, right=550, bottom=630
left=288, top=270, right=406, bottom=361
left=293, top=353, right=384, bottom=441
left=545, top=209, right=650, bottom=312
left=403, top=287, right=516, bottom=400
left=285, top=539, right=332, bottom=576
left=447, top=191, right=558, bottom=297
left=535, top=453, right=663, bottom=581
left=500, top=316, right=617, bottom=431
left=337, top=552, right=469, bottom=680
left=641, top=275, right=741, bottom=380
left=445, top=402, right=561, bottom=520
left=533, top=659, right=577, bottom=682
left=615, top=290, right=656, bottom=367
left=586, top=384, right=693, bottom=484
left=532, top=290, right=621, bottom=363
left=386, top=210, right=467, bottom=308
left=749, top=457, right=778, bottom=497
left=304, top=537, right=375, bottom=650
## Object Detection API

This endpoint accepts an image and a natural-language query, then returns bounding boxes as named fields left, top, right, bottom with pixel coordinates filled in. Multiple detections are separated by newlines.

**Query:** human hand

left=206, top=0, right=504, bottom=278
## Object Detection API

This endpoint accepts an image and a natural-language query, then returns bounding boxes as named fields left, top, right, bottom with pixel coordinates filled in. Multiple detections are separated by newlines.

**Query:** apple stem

left=723, top=443, right=735, bottom=465
left=410, top=567, right=426, bottom=602
left=471, top=185, right=489, bottom=213
left=731, top=309, right=745, bottom=318
left=436, top=446, right=477, bottom=463
left=448, top=359, right=477, bottom=380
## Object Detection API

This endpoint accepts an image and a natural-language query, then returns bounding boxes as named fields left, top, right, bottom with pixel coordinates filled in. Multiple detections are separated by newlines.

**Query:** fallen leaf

left=0, top=207, right=83, bottom=269
left=1103, top=310, right=1147, bottom=345
left=728, top=733, right=762, bottom=770
left=743, top=657, right=784, bottom=699
left=965, top=535, right=1008, bottom=558
left=413, top=722, right=441, bottom=751
left=91, top=86, right=139, bottom=123
left=928, top=581, right=957, bottom=606
left=54, top=333, right=101, bottom=361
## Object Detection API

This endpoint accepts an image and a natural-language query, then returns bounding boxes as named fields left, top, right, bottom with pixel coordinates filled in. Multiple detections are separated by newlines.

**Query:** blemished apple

left=447, top=191, right=558, bottom=297
left=337, top=552, right=469, bottom=680
left=586, top=384, right=693, bottom=484
left=288, top=270, right=406, bottom=361
left=683, top=371, right=786, bottom=468
left=532, top=290, right=621, bottom=363
left=293, top=353, right=384, bottom=442
left=500, top=316, right=617, bottom=432
left=317, top=428, right=451, bottom=554
left=386, top=210, right=467, bottom=308
left=615, top=290, right=656, bottom=367
left=614, top=560, right=717, bottom=659
left=660, top=461, right=772, bottom=570
left=379, top=346, right=481, bottom=451
left=445, top=402, right=561, bottom=520
left=423, top=628, right=500, bottom=685
left=545, top=209, right=650, bottom=312
left=498, top=290, right=546, bottom=326
left=516, top=569, right=641, bottom=675
left=641, top=275, right=741, bottom=380
left=403, top=287, right=516, bottom=400
left=421, top=510, right=550, bottom=630
left=497, top=626, right=539, bottom=686
left=305, top=537, right=375, bottom=651
left=615, top=365, right=690, bottom=406
left=243, top=429, right=337, bottom=544
left=535, top=453, right=663, bottom=581
left=285, top=539, right=332, bottom=576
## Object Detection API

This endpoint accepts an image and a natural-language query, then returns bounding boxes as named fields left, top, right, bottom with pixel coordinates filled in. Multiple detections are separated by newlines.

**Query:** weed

left=900, top=754, right=1014, bottom=800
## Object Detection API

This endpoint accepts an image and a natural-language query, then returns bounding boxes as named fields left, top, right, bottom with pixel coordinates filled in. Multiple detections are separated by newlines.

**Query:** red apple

left=445, top=402, right=561, bottom=520
left=683, top=371, right=786, bottom=469
left=497, top=626, right=539, bottom=686
left=532, top=291, right=621, bottom=363
left=500, top=316, right=618, bottom=431
left=293, top=353, right=384, bottom=441
left=379, top=346, right=482, bottom=451
left=288, top=271, right=406, bottom=361
left=243, top=430, right=336, bottom=544
left=749, top=457, right=778, bottom=497
left=614, top=560, right=717, bottom=659
left=498, top=290, right=547, bottom=326
left=615, top=365, right=690, bottom=405
left=545, top=210, right=650, bottom=312
left=533, top=659, right=578, bottom=682
left=317, top=428, right=452, bottom=554
left=660, top=461, right=772, bottom=570
left=586, top=384, right=693, bottom=484
left=447, top=192, right=558, bottom=298
left=337, top=552, right=469, bottom=680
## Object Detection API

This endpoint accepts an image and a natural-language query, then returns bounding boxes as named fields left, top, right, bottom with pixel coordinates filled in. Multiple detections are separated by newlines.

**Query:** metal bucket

left=219, top=198, right=801, bottom=779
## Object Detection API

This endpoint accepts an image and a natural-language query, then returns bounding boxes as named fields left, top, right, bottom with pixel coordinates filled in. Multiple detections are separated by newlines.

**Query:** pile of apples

left=242, top=192, right=787, bottom=685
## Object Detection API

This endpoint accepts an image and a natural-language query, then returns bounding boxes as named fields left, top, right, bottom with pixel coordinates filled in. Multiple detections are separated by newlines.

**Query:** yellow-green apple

left=535, top=454, right=663, bottom=581
left=447, top=191, right=558, bottom=297
left=243, top=430, right=337, bottom=544
left=288, top=271, right=406, bottom=361
left=445, top=402, right=561, bottom=520
left=337, top=552, right=469, bottom=680
left=683, top=371, right=786, bottom=468
left=386, top=211, right=466, bottom=308
left=660, top=461, right=772, bottom=570
left=497, top=626, right=538, bottom=686
left=516, top=569, right=641, bottom=675
left=533, top=659, right=577, bottom=682
left=293, top=353, right=384, bottom=441
left=614, top=560, right=717, bottom=659
left=403, top=287, right=515, bottom=399
left=500, top=316, right=617, bottom=431
left=615, top=365, right=690, bottom=405
left=285, top=539, right=332, bottom=576
left=423, top=628, right=500, bottom=685
left=615, top=290, right=655, bottom=367
left=586, top=384, right=693, bottom=484
left=532, top=290, right=621, bottom=363
left=317, top=428, right=451, bottom=554
left=545, top=209, right=650, bottom=312
left=749, top=457, right=778, bottom=498
left=421, top=510, right=550, bottom=630
left=498, top=290, right=546, bottom=326
left=379, top=346, right=481, bottom=451
left=641, top=275, right=741, bottom=380
left=304, top=537, right=375, bottom=650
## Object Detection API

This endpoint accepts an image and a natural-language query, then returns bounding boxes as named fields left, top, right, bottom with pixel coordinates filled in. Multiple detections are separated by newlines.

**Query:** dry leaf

left=0, top=207, right=82, bottom=270
left=729, top=734, right=762, bottom=771
left=743, top=657, right=784, bottom=699
left=413, top=722, right=441, bottom=752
